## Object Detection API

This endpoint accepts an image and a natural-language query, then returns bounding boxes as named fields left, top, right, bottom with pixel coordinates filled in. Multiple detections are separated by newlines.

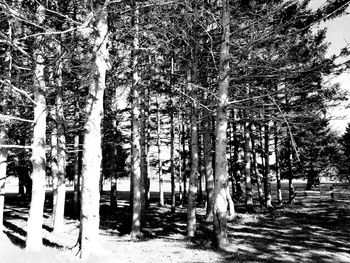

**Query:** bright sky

left=309, top=0, right=350, bottom=134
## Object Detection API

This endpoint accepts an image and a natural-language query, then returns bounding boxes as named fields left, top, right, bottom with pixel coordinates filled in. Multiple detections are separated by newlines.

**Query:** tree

left=130, top=1, right=143, bottom=239
left=339, top=123, right=350, bottom=181
left=213, top=0, right=231, bottom=249
left=0, top=125, right=8, bottom=232
left=26, top=3, right=47, bottom=251
left=78, top=1, right=110, bottom=259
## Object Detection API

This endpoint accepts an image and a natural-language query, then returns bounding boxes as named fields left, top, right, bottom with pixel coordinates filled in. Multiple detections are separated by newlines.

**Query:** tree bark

left=73, top=131, right=82, bottom=217
left=130, top=2, right=142, bottom=238
left=198, top=131, right=203, bottom=204
left=187, top=97, right=199, bottom=238
left=251, top=125, right=264, bottom=208
left=156, top=94, right=164, bottom=207
left=244, top=120, right=253, bottom=210
left=78, top=2, right=109, bottom=259
left=287, top=139, right=295, bottom=204
left=0, top=126, right=8, bottom=232
left=178, top=111, right=183, bottom=205
left=26, top=4, right=47, bottom=251
left=213, top=0, right=230, bottom=249
left=203, top=107, right=214, bottom=221
left=140, top=82, right=147, bottom=215
left=264, top=119, right=273, bottom=208
left=181, top=111, right=187, bottom=204
left=275, top=122, right=282, bottom=206
left=51, top=106, right=59, bottom=224
left=110, top=170, right=117, bottom=209
left=170, top=96, right=176, bottom=212
left=53, top=77, right=66, bottom=234
left=231, top=120, right=241, bottom=200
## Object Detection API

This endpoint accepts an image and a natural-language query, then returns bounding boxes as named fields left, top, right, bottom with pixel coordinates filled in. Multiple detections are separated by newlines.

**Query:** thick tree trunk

left=130, top=2, right=142, bottom=238
left=78, top=3, right=109, bottom=259
left=0, top=126, right=8, bottom=232
left=53, top=83, right=66, bottom=234
left=213, top=0, right=230, bottom=249
left=26, top=4, right=46, bottom=251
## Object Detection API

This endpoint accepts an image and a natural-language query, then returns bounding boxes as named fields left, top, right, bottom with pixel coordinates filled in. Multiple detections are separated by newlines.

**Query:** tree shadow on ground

left=187, top=200, right=350, bottom=263
left=3, top=193, right=66, bottom=249
left=98, top=191, right=190, bottom=238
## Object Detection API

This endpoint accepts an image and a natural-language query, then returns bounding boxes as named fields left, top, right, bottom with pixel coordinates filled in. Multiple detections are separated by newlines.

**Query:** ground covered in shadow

left=1, top=190, right=350, bottom=263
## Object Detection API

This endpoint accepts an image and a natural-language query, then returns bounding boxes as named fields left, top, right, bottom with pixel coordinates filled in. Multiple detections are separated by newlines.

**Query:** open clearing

left=1, top=180, right=350, bottom=263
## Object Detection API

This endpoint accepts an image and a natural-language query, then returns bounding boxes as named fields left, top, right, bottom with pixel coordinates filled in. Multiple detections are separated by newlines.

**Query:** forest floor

left=1, top=180, right=350, bottom=263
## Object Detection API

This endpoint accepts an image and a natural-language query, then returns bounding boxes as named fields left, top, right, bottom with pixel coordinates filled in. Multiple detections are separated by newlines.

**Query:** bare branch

left=0, top=114, right=34, bottom=123
left=0, top=144, right=32, bottom=149
left=269, top=95, right=300, bottom=162
left=0, top=79, right=37, bottom=105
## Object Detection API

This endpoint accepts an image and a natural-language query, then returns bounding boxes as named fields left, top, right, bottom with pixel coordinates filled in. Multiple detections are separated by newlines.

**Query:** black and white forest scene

left=1, top=0, right=350, bottom=262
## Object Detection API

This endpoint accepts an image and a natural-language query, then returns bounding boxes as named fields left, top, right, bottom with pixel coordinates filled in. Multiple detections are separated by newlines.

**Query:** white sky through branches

left=309, top=0, right=350, bottom=133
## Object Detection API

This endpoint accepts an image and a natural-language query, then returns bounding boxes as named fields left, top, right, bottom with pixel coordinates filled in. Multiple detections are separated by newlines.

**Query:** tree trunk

left=78, top=2, right=109, bottom=259
left=231, top=120, right=242, bottom=200
left=53, top=39, right=66, bottom=233
left=73, top=131, right=82, bottom=217
left=187, top=102, right=199, bottom=238
left=156, top=94, right=164, bottom=207
left=0, top=126, right=8, bottom=232
left=228, top=111, right=234, bottom=198
left=130, top=2, right=142, bottom=238
left=244, top=120, right=253, bottom=210
left=170, top=97, right=176, bottom=212
left=178, top=112, right=183, bottom=205
left=53, top=78, right=66, bottom=234
left=287, top=139, right=295, bottom=204
left=264, top=120, right=272, bottom=208
left=251, top=125, right=264, bottom=208
left=110, top=121, right=118, bottom=210
left=275, top=122, right=282, bottom=206
left=203, top=109, right=214, bottom=221
left=213, top=0, right=230, bottom=249
left=51, top=106, right=59, bottom=219
left=26, top=4, right=47, bottom=251
left=198, top=132, right=203, bottom=205
left=140, top=83, right=147, bottom=215
left=110, top=172, right=117, bottom=209
left=181, top=111, right=187, bottom=204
